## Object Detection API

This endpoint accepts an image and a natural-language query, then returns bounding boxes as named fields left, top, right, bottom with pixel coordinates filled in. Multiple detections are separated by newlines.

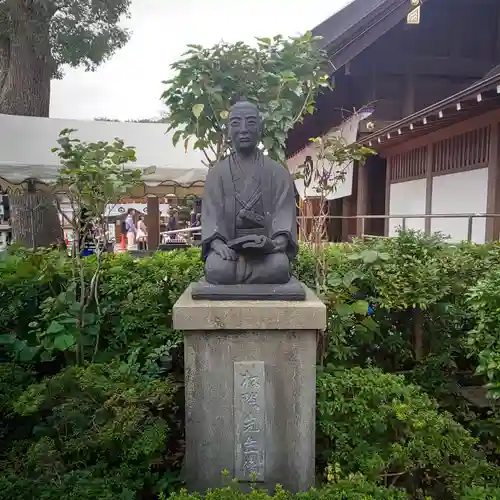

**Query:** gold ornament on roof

left=407, top=5, right=421, bottom=24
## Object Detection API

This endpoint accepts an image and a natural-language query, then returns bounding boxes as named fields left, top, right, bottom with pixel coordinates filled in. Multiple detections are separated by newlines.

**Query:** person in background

left=136, top=215, right=148, bottom=251
left=191, top=211, right=201, bottom=227
left=191, top=213, right=202, bottom=242
left=166, top=209, right=178, bottom=232
left=190, top=207, right=197, bottom=227
left=125, top=208, right=136, bottom=250
left=120, top=217, right=127, bottom=246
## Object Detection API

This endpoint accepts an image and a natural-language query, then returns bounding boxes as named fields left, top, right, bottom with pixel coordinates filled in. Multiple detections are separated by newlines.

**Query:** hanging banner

left=287, top=107, right=374, bottom=200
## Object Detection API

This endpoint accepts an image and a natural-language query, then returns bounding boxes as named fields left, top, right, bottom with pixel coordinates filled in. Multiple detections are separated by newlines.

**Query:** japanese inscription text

left=234, top=361, right=265, bottom=481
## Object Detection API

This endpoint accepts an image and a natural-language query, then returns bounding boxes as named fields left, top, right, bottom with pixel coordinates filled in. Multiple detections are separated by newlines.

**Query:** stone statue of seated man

left=200, top=99, right=299, bottom=286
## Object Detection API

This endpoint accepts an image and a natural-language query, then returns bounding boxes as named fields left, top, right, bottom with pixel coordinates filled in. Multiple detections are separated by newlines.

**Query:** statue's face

left=229, top=102, right=261, bottom=154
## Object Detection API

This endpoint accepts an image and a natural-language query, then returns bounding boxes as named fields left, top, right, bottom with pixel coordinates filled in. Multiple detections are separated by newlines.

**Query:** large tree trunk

left=0, top=1, right=52, bottom=117
left=0, top=35, right=9, bottom=93
left=9, top=191, right=62, bottom=249
left=1, top=3, right=61, bottom=248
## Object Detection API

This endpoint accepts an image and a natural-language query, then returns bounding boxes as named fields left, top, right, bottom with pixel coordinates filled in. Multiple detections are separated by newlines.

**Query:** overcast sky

left=49, top=0, right=351, bottom=121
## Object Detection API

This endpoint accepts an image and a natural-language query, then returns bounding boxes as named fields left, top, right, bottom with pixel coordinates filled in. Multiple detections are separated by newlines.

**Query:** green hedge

left=3, top=232, right=500, bottom=375
left=0, top=362, right=179, bottom=500
left=317, top=367, right=499, bottom=498
left=2, top=231, right=500, bottom=499
left=0, top=248, right=203, bottom=368
left=166, top=478, right=409, bottom=500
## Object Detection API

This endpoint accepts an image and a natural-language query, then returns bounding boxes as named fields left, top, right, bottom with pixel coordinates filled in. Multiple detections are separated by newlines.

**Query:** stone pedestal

left=173, top=284, right=326, bottom=493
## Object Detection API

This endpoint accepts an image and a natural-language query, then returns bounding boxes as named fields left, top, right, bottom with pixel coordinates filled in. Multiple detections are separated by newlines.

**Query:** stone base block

left=191, top=276, right=306, bottom=301
left=173, top=284, right=326, bottom=493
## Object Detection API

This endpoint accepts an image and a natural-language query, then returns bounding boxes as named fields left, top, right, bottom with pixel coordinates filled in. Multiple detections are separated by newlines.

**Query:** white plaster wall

left=389, top=179, right=427, bottom=236
left=431, top=168, right=488, bottom=243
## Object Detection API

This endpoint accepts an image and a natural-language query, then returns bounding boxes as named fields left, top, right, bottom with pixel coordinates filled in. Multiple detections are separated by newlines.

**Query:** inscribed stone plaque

left=234, top=361, right=266, bottom=482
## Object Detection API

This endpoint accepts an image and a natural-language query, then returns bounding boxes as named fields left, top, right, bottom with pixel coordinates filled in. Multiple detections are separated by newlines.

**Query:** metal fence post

left=467, top=216, right=473, bottom=242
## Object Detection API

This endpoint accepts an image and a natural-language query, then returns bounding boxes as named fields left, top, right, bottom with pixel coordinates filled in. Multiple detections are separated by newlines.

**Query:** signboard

left=104, top=203, right=171, bottom=217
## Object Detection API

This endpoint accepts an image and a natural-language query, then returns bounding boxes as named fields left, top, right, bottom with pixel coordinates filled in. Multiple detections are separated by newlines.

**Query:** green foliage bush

left=466, top=267, right=500, bottom=399
left=167, top=477, right=409, bottom=500
left=0, top=248, right=202, bottom=499
left=0, top=248, right=203, bottom=368
left=301, top=232, right=500, bottom=395
left=6, top=231, right=495, bottom=380
left=0, top=362, right=178, bottom=500
left=460, top=486, right=500, bottom=500
left=317, top=366, right=499, bottom=498
left=2, top=231, right=500, bottom=499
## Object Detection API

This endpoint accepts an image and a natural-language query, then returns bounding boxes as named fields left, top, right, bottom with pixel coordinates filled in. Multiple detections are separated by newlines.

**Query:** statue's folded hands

left=228, top=234, right=274, bottom=253
left=271, top=234, right=288, bottom=253
left=211, top=238, right=237, bottom=261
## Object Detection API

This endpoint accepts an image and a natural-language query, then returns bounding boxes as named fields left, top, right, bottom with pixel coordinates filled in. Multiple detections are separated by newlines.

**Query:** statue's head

left=228, top=100, right=261, bottom=155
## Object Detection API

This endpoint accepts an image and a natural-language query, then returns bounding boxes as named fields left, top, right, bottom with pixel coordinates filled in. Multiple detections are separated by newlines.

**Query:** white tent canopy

left=0, top=114, right=207, bottom=186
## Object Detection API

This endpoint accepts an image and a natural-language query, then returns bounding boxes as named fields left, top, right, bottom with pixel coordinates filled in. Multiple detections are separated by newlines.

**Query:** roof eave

left=360, top=73, right=500, bottom=148
left=312, top=0, right=410, bottom=66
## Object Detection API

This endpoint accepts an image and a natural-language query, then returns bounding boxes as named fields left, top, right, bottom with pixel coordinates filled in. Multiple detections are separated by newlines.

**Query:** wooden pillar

left=341, top=197, right=350, bottom=241
left=146, top=195, right=160, bottom=250
left=424, top=145, right=433, bottom=235
left=384, top=157, right=391, bottom=236
left=115, top=220, right=122, bottom=241
left=356, top=162, right=369, bottom=238
left=486, top=122, right=500, bottom=241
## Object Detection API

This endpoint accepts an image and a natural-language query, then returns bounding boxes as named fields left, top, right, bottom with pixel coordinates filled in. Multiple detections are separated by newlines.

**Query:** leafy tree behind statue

left=162, top=33, right=331, bottom=166
left=163, top=33, right=375, bottom=296
left=0, top=0, right=131, bottom=117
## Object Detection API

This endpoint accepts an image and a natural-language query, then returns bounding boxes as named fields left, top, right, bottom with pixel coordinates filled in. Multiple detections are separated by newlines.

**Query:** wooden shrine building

left=360, top=68, right=500, bottom=243
left=287, top=0, right=500, bottom=241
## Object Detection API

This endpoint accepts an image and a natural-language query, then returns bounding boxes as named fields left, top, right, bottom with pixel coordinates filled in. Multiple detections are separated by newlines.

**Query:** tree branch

left=293, top=86, right=313, bottom=124
left=201, top=148, right=213, bottom=167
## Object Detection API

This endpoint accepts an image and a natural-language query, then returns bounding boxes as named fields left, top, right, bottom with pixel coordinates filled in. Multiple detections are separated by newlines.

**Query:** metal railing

left=159, top=213, right=500, bottom=244
left=160, top=226, right=201, bottom=245
left=297, top=213, right=500, bottom=242
left=3, top=213, right=499, bottom=249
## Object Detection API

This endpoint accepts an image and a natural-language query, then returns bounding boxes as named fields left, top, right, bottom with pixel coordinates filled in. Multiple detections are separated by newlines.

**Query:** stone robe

left=201, top=155, right=299, bottom=285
